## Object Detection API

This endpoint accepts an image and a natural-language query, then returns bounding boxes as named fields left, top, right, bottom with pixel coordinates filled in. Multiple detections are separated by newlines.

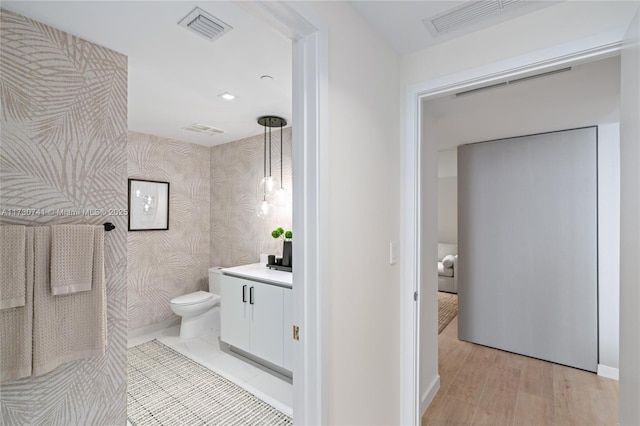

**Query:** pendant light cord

left=280, top=124, right=283, bottom=188
left=268, top=124, right=272, bottom=177
left=257, top=116, right=287, bottom=202
left=263, top=123, right=267, bottom=200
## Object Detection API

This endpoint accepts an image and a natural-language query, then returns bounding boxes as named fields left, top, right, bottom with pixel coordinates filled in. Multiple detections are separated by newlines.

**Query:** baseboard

left=227, top=345, right=292, bottom=381
left=128, top=316, right=180, bottom=339
left=597, top=364, right=619, bottom=380
left=420, top=375, right=441, bottom=417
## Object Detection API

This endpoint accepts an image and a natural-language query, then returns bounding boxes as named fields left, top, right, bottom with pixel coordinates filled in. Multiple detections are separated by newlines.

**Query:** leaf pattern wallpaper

left=0, top=9, right=128, bottom=425
left=210, top=128, right=293, bottom=268
left=127, top=131, right=210, bottom=331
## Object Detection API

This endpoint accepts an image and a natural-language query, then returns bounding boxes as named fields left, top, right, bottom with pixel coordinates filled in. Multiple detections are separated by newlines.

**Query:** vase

left=282, top=241, right=292, bottom=267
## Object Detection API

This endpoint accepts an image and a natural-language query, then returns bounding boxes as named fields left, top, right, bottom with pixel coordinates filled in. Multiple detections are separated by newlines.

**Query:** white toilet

left=170, top=267, right=223, bottom=339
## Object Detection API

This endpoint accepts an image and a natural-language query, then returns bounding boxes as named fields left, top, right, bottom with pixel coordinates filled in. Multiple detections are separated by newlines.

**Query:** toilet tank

left=208, top=267, right=223, bottom=295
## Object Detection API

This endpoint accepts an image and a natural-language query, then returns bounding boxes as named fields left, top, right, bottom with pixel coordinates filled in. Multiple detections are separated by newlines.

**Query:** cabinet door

left=220, top=275, right=251, bottom=352
left=250, top=281, right=284, bottom=367
left=283, top=288, right=292, bottom=371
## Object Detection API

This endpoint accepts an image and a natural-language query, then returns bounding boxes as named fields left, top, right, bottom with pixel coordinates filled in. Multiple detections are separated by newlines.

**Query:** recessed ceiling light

left=218, top=92, right=236, bottom=100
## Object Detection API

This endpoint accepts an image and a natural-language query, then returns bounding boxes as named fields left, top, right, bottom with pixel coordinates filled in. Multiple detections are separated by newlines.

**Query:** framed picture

left=128, top=179, right=170, bottom=231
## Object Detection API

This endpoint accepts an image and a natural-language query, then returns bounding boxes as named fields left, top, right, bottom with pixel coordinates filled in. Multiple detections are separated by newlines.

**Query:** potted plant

left=272, top=227, right=292, bottom=267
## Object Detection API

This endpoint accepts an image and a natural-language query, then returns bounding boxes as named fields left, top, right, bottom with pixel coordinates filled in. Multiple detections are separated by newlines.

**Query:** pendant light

left=257, top=116, right=287, bottom=217
left=272, top=118, right=287, bottom=207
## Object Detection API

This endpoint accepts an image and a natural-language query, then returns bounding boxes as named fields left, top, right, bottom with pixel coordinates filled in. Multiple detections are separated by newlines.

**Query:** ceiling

left=1, top=0, right=613, bottom=149
left=2, top=1, right=292, bottom=147
left=348, top=0, right=560, bottom=54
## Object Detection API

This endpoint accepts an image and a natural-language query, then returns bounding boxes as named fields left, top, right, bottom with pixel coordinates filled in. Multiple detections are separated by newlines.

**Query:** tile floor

left=127, top=324, right=293, bottom=421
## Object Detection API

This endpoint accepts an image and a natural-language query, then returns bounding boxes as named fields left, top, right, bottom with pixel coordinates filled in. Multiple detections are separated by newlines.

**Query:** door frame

left=241, top=2, right=329, bottom=424
left=402, top=32, right=624, bottom=424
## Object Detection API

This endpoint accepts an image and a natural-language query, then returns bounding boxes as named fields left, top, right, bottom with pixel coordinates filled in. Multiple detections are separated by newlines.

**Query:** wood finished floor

left=423, top=316, right=618, bottom=426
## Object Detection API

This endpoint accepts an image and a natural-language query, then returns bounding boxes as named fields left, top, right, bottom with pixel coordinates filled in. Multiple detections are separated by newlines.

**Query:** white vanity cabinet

left=248, top=280, right=284, bottom=366
left=220, top=275, right=251, bottom=351
left=220, top=266, right=292, bottom=372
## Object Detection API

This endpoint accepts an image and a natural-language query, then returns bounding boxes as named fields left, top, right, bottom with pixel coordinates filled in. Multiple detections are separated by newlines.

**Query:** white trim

left=406, top=30, right=622, bottom=99
left=238, top=1, right=316, bottom=40
left=246, top=2, right=329, bottom=425
left=401, top=31, right=624, bottom=425
left=291, top=28, right=330, bottom=426
left=420, top=376, right=440, bottom=417
left=598, top=364, right=620, bottom=381
left=400, top=88, right=420, bottom=426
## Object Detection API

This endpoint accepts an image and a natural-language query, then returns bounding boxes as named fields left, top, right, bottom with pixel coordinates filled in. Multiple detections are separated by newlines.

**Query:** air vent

left=455, top=67, right=573, bottom=97
left=456, top=81, right=508, bottom=97
left=424, top=0, right=525, bottom=37
left=181, top=123, right=224, bottom=136
left=178, top=7, right=233, bottom=42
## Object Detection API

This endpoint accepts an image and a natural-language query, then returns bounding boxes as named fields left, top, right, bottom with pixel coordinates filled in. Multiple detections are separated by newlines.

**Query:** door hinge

left=293, top=325, right=300, bottom=341
left=413, top=292, right=418, bottom=301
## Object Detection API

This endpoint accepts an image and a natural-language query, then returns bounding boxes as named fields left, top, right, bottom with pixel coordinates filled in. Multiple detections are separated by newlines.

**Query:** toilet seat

left=170, top=291, right=214, bottom=306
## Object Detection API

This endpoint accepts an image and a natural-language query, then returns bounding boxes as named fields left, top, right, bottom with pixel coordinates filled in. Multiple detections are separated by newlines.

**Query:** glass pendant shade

left=256, top=115, right=287, bottom=218
left=260, top=175, right=277, bottom=195
left=257, top=198, right=271, bottom=218
left=272, top=187, right=288, bottom=207
left=256, top=177, right=278, bottom=203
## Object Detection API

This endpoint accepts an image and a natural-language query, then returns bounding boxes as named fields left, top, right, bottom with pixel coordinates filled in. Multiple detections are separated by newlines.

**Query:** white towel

left=33, top=226, right=107, bottom=377
left=0, top=225, right=27, bottom=309
left=50, top=225, right=95, bottom=295
left=0, top=228, right=34, bottom=382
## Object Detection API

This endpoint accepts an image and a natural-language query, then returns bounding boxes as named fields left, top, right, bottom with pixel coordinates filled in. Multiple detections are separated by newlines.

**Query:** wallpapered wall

left=0, top=9, right=128, bottom=425
left=210, top=128, right=293, bottom=267
left=128, top=132, right=211, bottom=331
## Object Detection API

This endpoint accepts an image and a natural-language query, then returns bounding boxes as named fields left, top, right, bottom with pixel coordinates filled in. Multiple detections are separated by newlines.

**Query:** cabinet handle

left=242, top=285, right=247, bottom=303
left=249, top=286, right=254, bottom=305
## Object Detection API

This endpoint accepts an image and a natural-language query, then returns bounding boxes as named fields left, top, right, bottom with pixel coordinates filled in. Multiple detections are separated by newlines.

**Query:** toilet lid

left=170, top=291, right=214, bottom=306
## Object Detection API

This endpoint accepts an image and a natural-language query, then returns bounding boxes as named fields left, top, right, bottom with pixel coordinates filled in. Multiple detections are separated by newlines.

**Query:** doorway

left=403, top=35, right=625, bottom=423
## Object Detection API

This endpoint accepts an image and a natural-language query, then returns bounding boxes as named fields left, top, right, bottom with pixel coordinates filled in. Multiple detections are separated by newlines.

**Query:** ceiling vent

left=181, top=123, right=224, bottom=136
left=455, top=67, right=573, bottom=97
left=178, top=7, right=233, bottom=42
left=424, top=0, right=526, bottom=37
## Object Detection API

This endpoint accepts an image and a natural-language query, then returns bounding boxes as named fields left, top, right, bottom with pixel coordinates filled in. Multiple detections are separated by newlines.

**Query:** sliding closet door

left=458, top=127, right=598, bottom=372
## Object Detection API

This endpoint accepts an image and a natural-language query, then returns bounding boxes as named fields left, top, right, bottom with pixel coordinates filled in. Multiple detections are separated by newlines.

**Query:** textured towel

left=0, top=225, right=27, bottom=309
left=50, top=225, right=95, bottom=295
left=0, top=228, right=34, bottom=382
left=33, top=226, right=107, bottom=377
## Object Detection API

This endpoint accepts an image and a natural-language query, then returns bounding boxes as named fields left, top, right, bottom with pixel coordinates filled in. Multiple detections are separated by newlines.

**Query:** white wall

left=437, top=149, right=457, bottom=178
left=303, top=2, right=401, bottom=424
left=619, top=9, right=640, bottom=425
left=438, top=149, right=457, bottom=244
left=424, top=56, right=621, bottom=151
left=598, top=124, right=621, bottom=375
left=401, top=1, right=638, bottom=87
left=437, top=178, right=457, bottom=244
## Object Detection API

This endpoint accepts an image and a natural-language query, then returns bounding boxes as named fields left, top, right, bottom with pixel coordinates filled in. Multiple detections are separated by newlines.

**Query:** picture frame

left=128, top=178, right=170, bottom=231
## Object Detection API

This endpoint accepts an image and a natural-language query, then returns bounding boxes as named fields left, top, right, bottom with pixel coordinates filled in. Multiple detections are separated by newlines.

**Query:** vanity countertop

left=221, top=263, right=292, bottom=288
